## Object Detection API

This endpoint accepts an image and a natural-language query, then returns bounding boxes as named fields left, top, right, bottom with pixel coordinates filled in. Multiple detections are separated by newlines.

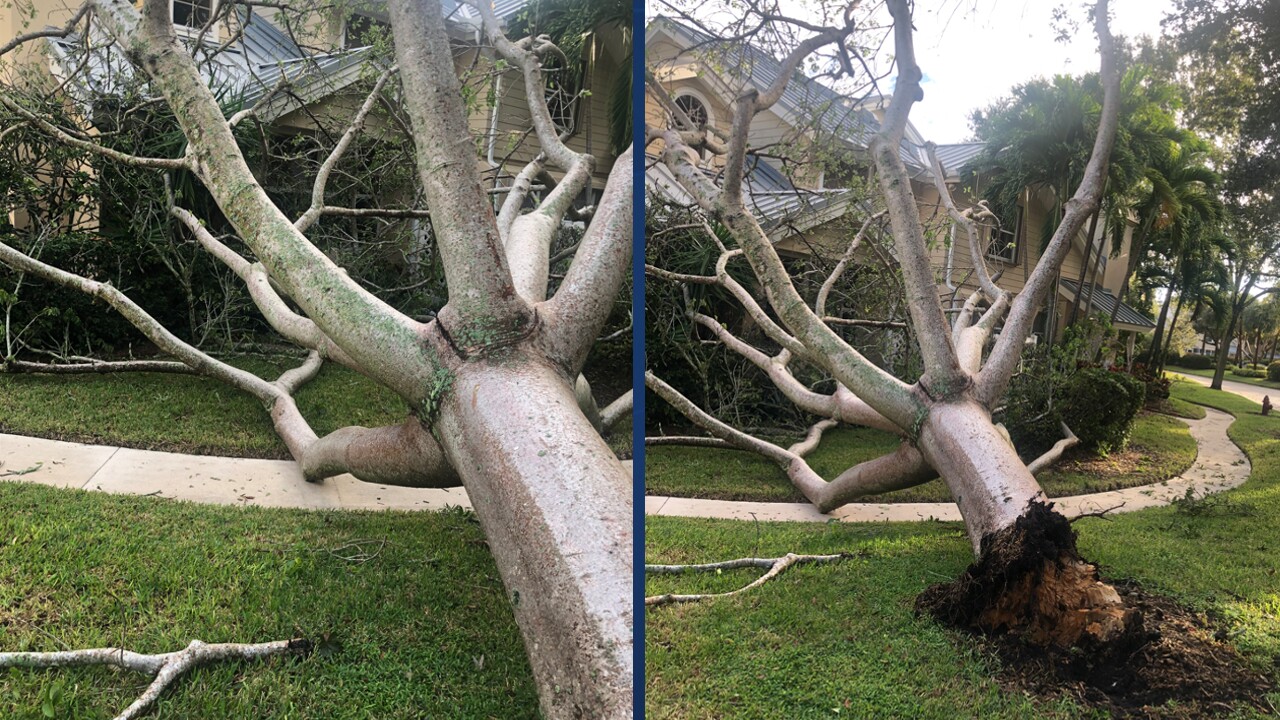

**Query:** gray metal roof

left=931, top=142, right=986, bottom=177
left=645, top=152, right=850, bottom=231
left=650, top=16, right=977, bottom=173
left=1059, top=278, right=1155, bottom=331
left=46, top=9, right=380, bottom=121
left=440, top=0, right=529, bottom=25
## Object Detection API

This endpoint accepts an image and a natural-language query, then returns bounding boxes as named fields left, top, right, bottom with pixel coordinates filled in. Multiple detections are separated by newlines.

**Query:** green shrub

left=1175, top=353, right=1215, bottom=370
left=1268, top=361, right=1280, bottom=382
left=1057, top=368, right=1147, bottom=452
left=1131, top=363, right=1170, bottom=400
left=1233, top=367, right=1268, bottom=379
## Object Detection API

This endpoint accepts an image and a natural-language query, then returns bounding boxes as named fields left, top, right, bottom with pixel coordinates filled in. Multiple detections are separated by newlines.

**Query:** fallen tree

left=0, top=0, right=632, bottom=716
left=646, top=0, right=1135, bottom=649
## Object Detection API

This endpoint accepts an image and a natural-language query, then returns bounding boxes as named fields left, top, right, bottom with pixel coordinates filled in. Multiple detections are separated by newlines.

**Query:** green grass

left=0, top=483, right=537, bottom=719
left=1147, top=393, right=1208, bottom=419
left=0, top=359, right=632, bottom=458
left=1172, top=364, right=1280, bottom=391
left=645, top=381, right=1280, bottom=718
left=0, top=357, right=406, bottom=458
left=645, top=412, right=1197, bottom=503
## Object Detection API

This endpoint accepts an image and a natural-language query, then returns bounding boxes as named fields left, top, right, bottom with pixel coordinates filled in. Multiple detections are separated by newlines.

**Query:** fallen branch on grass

left=0, top=638, right=312, bottom=720
left=1069, top=502, right=1126, bottom=523
left=645, top=552, right=853, bottom=607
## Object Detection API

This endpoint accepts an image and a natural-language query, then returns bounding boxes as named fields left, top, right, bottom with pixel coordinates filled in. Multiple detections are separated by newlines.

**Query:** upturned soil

left=917, top=503, right=1274, bottom=718
left=984, top=579, right=1274, bottom=718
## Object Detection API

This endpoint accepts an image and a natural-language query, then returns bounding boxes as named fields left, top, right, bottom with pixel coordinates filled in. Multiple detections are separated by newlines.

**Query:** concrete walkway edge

left=0, top=434, right=473, bottom=512
left=0, top=391, right=1251, bottom=520
left=645, top=405, right=1249, bottom=523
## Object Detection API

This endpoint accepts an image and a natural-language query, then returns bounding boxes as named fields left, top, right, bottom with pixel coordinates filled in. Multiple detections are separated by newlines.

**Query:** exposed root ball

left=916, top=501, right=1143, bottom=648
left=989, top=581, right=1275, bottom=718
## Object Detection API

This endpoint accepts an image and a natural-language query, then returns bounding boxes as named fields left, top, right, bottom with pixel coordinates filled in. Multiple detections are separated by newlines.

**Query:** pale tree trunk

left=648, top=0, right=1136, bottom=648
left=0, top=0, right=633, bottom=715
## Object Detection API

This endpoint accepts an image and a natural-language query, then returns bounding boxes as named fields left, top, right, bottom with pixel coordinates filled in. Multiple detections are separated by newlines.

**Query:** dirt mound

left=916, top=502, right=1273, bottom=717
left=986, top=580, right=1275, bottom=718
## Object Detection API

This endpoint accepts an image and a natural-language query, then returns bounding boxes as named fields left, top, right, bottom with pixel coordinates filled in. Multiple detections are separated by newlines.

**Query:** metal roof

left=1058, top=278, right=1155, bottom=331
left=45, top=10, right=380, bottom=121
left=645, top=153, right=851, bottom=231
left=440, top=0, right=530, bottom=25
left=43, top=0, right=536, bottom=120
left=931, top=142, right=986, bottom=177
left=649, top=17, right=984, bottom=174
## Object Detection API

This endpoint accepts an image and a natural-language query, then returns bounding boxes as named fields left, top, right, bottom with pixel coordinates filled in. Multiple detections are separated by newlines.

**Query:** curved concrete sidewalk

left=645, top=405, right=1249, bottom=523
left=0, top=434, right=472, bottom=512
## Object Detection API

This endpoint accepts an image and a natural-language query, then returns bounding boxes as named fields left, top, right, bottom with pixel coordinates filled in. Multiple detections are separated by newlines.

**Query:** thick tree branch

left=470, top=0, right=579, bottom=171
left=1026, top=422, right=1080, bottom=475
left=497, top=155, right=546, bottom=241
left=977, top=0, right=1120, bottom=406
left=90, top=0, right=436, bottom=402
left=866, top=0, right=964, bottom=389
left=0, top=638, right=308, bottom=720
left=386, top=0, right=532, bottom=345
left=541, top=147, right=633, bottom=373
left=599, top=390, right=633, bottom=434
left=298, top=418, right=460, bottom=486
left=648, top=371, right=930, bottom=511
left=661, top=131, right=921, bottom=429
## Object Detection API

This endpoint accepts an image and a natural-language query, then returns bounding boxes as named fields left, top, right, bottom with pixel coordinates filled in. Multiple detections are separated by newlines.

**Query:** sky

left=909, top=0, right=1177, bottom=143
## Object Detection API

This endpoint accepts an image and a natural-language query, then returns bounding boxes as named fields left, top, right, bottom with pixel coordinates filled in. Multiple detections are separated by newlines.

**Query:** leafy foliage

left=1058, top=367, right=1147, bottom=452
left=1001, top=326, right=1147, bottom=456
left=1175, top=353, right=1216, bottom=370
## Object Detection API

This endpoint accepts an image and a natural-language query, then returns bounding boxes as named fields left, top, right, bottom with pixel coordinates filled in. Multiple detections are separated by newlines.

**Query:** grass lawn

left=0, top=483, right=537, bottom=718
left=645, top=411, right=1197, bottom=503
left=0, top=358, right=632, bottom=458
left=0, top=357, right=406, bottom=458
left=1147, top=393, right=1207, bottom=419
left=645, top=381, right=1280, bottom=719
left=1171, top=365, right=1280, bottom=392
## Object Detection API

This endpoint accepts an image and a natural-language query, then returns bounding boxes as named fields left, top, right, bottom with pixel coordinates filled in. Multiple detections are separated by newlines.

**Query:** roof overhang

left=1057, top=279, right=1155, bottom=334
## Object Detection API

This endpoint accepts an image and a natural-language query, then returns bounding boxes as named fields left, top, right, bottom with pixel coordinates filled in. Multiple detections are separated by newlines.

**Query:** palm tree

left=1153, top=224, right=1229, bottom=374
left=966, top=65, right=1184, bottom=329
left=1110, top=133, right=1221, bottom=322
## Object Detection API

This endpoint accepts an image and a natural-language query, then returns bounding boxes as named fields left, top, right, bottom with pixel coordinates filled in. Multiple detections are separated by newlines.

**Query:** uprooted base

left=916, top=502, right=1273, bottom=716
left=916, top=501, right=1142, bottom=648
left=986, top=580, right=1274, bottom=718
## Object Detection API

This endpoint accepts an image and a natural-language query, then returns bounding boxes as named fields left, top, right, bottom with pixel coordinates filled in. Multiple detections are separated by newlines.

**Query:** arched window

left=675, top=93, right=709, bottom=128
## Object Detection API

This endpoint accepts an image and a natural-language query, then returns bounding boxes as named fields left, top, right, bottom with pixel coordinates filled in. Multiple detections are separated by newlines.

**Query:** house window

left=173, top=0, right=214, bottom=29
left=344, top=14, right=391, bottom=48
left=987, top=206, right=1022, bottom=264
left=541, top=58, right=580, bottom=135
left=674, top=93, right=708, bottom=127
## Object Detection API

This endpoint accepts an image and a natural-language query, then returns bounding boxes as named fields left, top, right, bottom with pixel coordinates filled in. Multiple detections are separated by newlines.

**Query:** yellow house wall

left=467, top=22, right=627, bottom=191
